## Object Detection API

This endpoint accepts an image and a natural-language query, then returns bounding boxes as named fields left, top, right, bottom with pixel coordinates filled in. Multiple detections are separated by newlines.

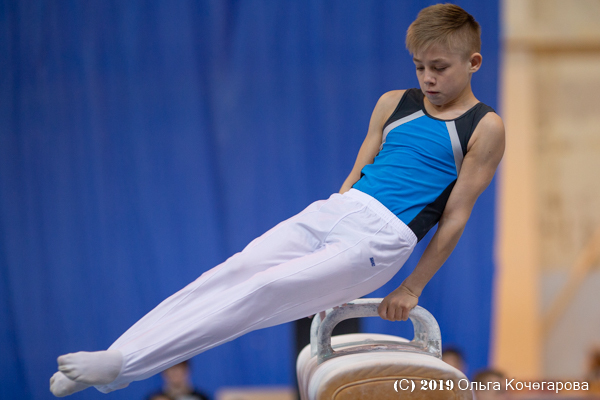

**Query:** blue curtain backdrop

left=0, top=1, right=500, bottom=399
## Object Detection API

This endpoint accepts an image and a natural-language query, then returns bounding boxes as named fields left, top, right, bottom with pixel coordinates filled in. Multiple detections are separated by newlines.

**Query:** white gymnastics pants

left=96, top=189, right=417, bottom=392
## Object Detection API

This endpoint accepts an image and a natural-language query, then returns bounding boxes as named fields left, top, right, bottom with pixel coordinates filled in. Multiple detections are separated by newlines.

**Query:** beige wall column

left=496, top=0, right=600, bottom=380
left=495, top=46, right=541, bottom=378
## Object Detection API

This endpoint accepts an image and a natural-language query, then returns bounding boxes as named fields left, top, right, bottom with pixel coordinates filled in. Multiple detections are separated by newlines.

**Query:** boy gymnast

left=50, top=4, right=505, bottom=396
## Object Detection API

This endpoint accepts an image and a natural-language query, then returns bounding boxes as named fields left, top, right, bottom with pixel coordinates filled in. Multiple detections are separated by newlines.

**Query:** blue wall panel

left=0, top=1, right=499, bottom=398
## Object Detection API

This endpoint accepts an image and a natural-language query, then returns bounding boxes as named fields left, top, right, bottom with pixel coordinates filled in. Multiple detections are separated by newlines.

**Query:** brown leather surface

left=314, top=358, right=472, bottom=400
left=329, top=377, right=470, bottom=400
left=298, top=334, right=472, bottom=400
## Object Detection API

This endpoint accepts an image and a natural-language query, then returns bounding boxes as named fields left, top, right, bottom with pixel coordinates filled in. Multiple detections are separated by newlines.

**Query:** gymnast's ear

left=468, top=52, right=482, bottom=73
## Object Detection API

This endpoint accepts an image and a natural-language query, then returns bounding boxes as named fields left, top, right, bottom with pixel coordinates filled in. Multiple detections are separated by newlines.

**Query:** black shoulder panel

left=383, top=88, right=423, bottom=130
left=454, top=103, right=496, bottom=155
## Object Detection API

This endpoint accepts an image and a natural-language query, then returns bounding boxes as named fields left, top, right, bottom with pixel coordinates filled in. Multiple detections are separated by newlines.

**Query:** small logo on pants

left=370, top=257, right=376, bottom=267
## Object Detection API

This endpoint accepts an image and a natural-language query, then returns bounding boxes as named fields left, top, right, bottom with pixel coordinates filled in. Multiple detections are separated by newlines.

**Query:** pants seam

left=322, top=204, right=369, bottom=244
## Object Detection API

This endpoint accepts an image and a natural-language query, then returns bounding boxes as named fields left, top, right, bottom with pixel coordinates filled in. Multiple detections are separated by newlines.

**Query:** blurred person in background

left=473, top=369, right=509, bottom=400
left=587, top=346, right=600, bottom=394
left=148, top=394, right=173, bottom=400
left=147, top=361, right=209, bottom=400
left=442, top=345, right=466, bottom=373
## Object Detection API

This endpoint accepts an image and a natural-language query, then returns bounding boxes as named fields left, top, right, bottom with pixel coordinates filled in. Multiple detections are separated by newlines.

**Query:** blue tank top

left=353, top=89, right=494, bottom=241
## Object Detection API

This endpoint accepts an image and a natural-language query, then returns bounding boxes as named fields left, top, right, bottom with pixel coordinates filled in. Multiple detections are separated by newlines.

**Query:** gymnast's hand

left=377, top=284, right=419, bottom=321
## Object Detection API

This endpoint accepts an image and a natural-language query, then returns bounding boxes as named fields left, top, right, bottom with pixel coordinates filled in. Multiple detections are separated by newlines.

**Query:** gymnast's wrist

left=399, top=281, right=421, bottom=298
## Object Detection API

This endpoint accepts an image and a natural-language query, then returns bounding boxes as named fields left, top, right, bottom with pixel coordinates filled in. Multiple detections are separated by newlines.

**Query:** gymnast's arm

left=378, top=112, right=506, bottom=321
left=339, top=90, right=405, bottom=194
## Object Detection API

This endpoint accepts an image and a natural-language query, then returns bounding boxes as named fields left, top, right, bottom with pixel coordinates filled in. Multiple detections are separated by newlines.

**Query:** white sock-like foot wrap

left=57, top=350, right=123, bottom=386
left=49, top=372, right=90, bottom=397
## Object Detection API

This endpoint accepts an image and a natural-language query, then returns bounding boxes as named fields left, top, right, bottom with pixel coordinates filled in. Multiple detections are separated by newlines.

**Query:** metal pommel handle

left=313, top=298, right=442, bottom=363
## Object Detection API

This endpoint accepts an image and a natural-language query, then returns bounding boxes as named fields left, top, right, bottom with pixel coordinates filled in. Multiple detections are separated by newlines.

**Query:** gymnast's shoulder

left=376, top=90, right=406, bottom=109
left=468, top=111, right=505, bottom=154
left=370, top=90, right=406, bottom=124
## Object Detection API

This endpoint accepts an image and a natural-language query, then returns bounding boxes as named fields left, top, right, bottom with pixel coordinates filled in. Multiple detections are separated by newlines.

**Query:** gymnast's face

left=413, top=44, right=481, bottom=107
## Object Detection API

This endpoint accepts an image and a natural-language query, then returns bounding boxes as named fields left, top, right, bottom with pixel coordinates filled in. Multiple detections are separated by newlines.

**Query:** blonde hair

left=406, top=4, right=481, bottom=58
